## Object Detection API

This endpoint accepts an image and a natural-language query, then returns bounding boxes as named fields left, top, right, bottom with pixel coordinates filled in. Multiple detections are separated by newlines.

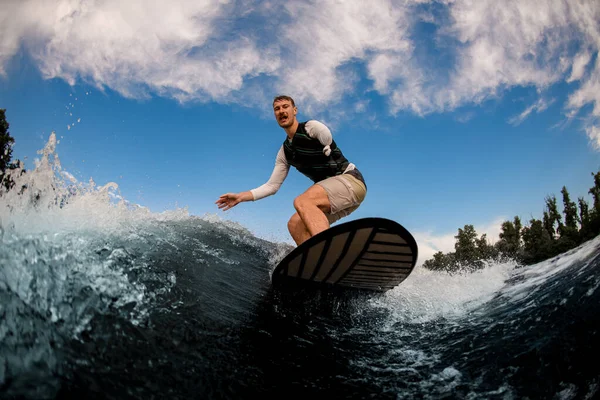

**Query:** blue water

left=1, top=134, right=599, bottom=399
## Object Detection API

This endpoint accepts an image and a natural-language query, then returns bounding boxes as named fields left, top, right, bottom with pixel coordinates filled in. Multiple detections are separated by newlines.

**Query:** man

left=216, top=95, right=367, bottom=246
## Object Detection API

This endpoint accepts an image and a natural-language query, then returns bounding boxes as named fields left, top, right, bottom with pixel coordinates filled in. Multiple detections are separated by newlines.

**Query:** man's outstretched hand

left=216, top=191, right=253, bottom=211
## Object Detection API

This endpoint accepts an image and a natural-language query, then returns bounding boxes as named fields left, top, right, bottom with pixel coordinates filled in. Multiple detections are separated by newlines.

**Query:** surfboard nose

left=272, top=218, right=418, bottom=292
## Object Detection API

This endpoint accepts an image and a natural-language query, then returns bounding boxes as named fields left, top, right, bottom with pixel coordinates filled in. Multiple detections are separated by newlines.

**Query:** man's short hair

left=273, top=95, right=295, bottom=107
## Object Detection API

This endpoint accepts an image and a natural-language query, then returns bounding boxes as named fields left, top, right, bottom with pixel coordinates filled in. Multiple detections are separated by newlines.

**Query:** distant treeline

left=424, top=172, right=600, bottom=271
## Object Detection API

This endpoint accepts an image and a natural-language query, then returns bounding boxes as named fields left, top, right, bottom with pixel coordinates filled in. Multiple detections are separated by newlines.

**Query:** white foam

left=0, top=133, right=195, bottom=238
left=371, top=259, right=517, bottom=325
left=0, top=133, right=186, bottom=337
left=369, top=233, right=600, bottom=328
left=498, top=235, right=600, bottom=304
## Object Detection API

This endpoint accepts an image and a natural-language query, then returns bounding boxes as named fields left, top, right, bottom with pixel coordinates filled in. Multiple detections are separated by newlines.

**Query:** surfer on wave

left=216, top=95, right=367, bottom=246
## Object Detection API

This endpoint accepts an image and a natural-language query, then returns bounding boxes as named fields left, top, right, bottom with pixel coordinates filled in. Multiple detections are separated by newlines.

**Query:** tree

left=543, top=211, right=553, bottom=239
left=589, top=171, right=600, bottom=214
left=543, top=195, right=563, bottom=239
left=587, top=171, right=600, bottom=237
left=514, top=216, right=522, bottom=244
left=0, top=109, right=13, bottom=169
left=578, top=197, right=592, bottom=242
left=0, top=108, right=15, bottom=189
left=0, top=108, right=16, bottom=190
left=561, top=187, right=579, bottom=229
left=558, top=186, right=579, bottom=248
left=454, top=224, right=482, bottom=268
left=476, top=233, right=496, bottom=260
left=423, top=251, right=456, bottom=271
left=496, top=216, right=523, bottom=259
left=0, top=109, right=26, bottom=194
left=522, top=218, right=554, bottom=264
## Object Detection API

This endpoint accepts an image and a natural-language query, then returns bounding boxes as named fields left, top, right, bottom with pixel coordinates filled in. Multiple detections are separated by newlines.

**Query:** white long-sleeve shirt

left=250, top=120, right=353, bottom=200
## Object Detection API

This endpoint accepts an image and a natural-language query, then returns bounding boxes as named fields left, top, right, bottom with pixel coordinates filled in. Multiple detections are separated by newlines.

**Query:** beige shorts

left=316, top=173, right=367, bottom=224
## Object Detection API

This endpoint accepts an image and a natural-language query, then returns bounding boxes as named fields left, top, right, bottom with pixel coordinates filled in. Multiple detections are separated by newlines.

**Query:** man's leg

left=287, top=175, right=366, bottom=245
left=291, top=184, right=331, bottom=242
left=287, top=213, right=311, bottom=245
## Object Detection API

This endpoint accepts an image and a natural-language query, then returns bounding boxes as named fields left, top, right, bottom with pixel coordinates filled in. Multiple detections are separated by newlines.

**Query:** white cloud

left=443, top=1, right=573, bottom=106
left=455, top=112, right=475, bottom=124
left=1, top=0, right=600, bottom=146
left=585, top=124, right=600, bottom=149
left=509, top=97, right=555, bottom=126
left=1, top=0, right=279, bottom=101
left=566, top=56, right=600, bottom=116
left=567, top=51, right=592, bottom=83
left=441, top=0, right=600, bottom=144
left=354, top=100, right=369, bottom=113
left=277, top=0, right=413, bottom=110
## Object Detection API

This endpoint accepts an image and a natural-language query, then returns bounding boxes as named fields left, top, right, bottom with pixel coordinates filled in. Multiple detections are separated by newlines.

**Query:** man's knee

left=293, top=186, right=330, bottom=213
left=293, top=195, right=305, bottom=212
left=288, top=213, right=301, bottom=231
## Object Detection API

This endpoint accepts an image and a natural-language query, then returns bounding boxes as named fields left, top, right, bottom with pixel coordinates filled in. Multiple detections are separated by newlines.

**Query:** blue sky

left=1, top=0, right=599, bottom=262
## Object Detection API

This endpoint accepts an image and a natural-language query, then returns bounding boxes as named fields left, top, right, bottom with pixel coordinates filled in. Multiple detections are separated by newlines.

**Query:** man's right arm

left=250, top=146, right=289, bottom=200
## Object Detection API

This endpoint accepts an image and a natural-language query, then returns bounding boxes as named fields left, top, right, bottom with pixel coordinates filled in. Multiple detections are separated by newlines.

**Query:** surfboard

left=272, top=217, right=418, bottom=292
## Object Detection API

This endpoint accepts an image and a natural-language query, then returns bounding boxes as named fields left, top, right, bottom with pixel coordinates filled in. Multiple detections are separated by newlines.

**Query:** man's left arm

left=305, top=120, right=333, bottom=155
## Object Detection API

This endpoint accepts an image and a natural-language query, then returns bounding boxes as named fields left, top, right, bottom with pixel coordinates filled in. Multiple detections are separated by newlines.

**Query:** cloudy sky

left=1, top=0, right=599, bottom=263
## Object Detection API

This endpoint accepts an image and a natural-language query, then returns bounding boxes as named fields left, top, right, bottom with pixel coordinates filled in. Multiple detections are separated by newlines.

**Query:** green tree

left=0, top=108, right=16, bottom=190
left=587, top=171, right=600, bottom=237
left=542, top=211, right=553, bottom=239
left=578, top=197, right=591, bottom=241
left=514, top=216, right=522, bottom=244
left=558, top=186, right=579, bottom=250
left=476, top=233, right=496, bottom=260
left=522, top=218, right=554, bottom=264
left=0, top=109, right=13, bottom=169
left=454, top=224, right=481, bottom=268
left=560, top=187, right=579, bottom=230
left=423, top=251, right=456, bottom=271
left=589, top=171, right=600, bottom=213
left=543, top=195, right=563, bottom=239
left=496, top=216, right=522, bottom=258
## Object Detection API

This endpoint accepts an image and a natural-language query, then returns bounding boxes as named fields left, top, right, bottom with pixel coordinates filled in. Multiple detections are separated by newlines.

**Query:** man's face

left=273, top=100, right=297, bottom=128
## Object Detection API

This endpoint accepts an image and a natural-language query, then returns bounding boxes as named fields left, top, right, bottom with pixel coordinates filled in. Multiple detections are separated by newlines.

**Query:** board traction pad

left=272, top=217, right=418, bottom=292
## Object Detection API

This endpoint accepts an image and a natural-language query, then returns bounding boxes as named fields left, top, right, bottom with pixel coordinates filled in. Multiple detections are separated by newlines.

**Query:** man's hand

left=216, top=191, right=253, bottom=211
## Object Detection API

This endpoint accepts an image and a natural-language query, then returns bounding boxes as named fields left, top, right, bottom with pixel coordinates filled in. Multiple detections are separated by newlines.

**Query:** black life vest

left=283, top=122, right=349, bottom=183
